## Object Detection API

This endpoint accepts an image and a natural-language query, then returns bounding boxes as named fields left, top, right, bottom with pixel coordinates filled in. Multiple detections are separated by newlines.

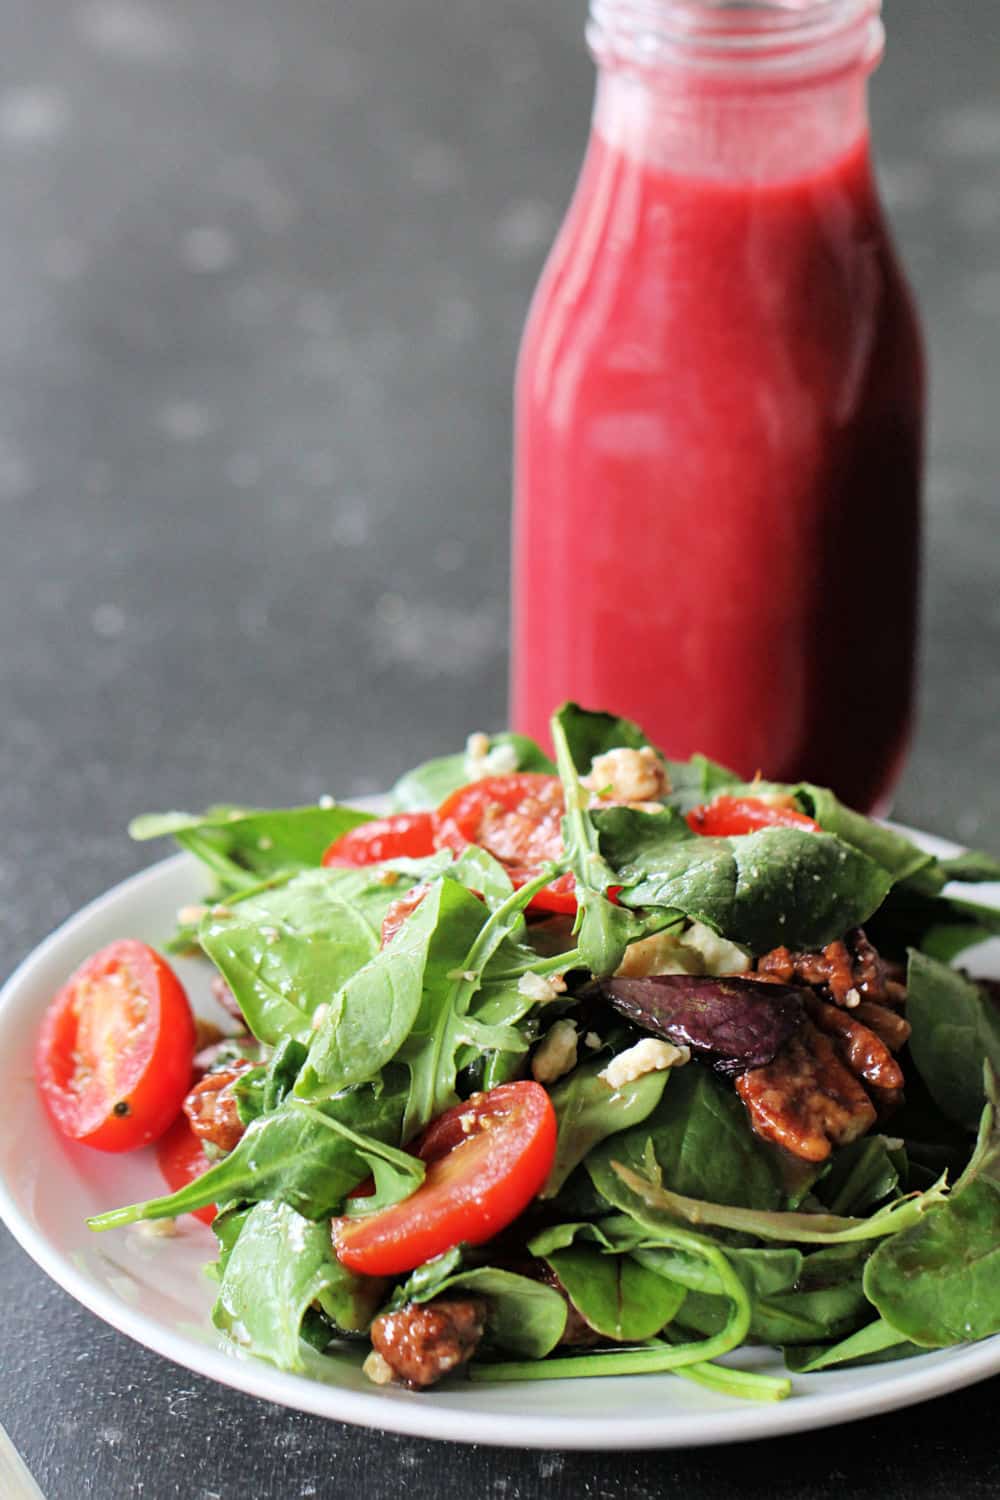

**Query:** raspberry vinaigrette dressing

left=511, top=0, right=924, bottom=813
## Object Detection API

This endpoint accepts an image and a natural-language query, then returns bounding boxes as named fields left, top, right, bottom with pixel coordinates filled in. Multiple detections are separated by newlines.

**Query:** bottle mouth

left=587, top=0, right=884, bottom=78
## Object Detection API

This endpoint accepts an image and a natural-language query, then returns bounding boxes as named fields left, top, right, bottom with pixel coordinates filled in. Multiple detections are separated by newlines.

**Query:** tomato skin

left=35, top=940, right=196, bottom=1152
left=322, top=813, right=437, bottom=867
left=155, top=1112, right=216, bottom=1225
left=333, top=1082, right=557, bottom=1277
left=686, top=795, right=820, bottom=837
left=434, top=775, right=577, bottom=914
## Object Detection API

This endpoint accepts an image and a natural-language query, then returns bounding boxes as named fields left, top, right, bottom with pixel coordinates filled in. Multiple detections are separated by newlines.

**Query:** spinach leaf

left=392, top=1259, right=567, bottom=1359
left=551, top=702, right=652, bottom=772
left=794, top=787, right=937, bottom=886
left=814, top=1136, right=906, bottom=1217
left=864, top=1072, right=1000, bottom=1347
left=784, top=1318, right=918, bottom=1373
left=674, top=1244, right=870, bottom=1347
left=130, top=804, right=373, bottom=888
left=200, top=867, right=414, bottom=1045
left=295, top=879, right=481, bottom=1101
left=586, top=1063, right=782, bottom=1217
left=541, top=1059, right=670, bottom=1199
left=937, top=850, right=1000, bottom=884
left=389, top=734, right=554, bottom=812
left=597, top=811, right=892, bottom=953
left=866, top=885, right=1000, bottom=964
left=212, top=1200, right=383, bottom=1370
left=550, top=707, right=654, bottom=975
left=542, top=1244, right=685, bottom=1342
left=88, top=1077, right=413, bottom=1227
left=906, top=950, right=1000, bottom=1131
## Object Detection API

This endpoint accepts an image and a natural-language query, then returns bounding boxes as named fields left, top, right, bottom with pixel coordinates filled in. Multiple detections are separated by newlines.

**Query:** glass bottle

left=511, top=0, right=924, bottom=813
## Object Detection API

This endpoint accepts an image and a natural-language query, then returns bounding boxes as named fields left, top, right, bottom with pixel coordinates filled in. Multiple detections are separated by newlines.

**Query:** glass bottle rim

left=587, top=0, right=884, bottom=77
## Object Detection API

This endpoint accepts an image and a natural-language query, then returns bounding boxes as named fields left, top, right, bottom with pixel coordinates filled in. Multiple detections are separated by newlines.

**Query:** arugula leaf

left=550, top=707, right=654, bottom=975
left=397, top=870, right=557, bottom=1139
left=88, top=1077, right=412, bottom=1227
left=391, top=1258, right=567, bottom=1359
left=200, top=867, right=416, bottom=1045
left=541, top=1059, right=669, bottom=1199
left=864, top=1071, right=1000, bottom=1347
left=389, top=734, right=554, bottom=812
left=597, top=810, right=892, bottom=952
left=212, top=1200, right=383, bottom=1370
left=543, top=1244, right=685, bottom=1342
left=587, top=1063, right=782, bottom=1217
left=906, top=951, right=1000, bottom=1131
left=130, top=804, right=373, bottom=888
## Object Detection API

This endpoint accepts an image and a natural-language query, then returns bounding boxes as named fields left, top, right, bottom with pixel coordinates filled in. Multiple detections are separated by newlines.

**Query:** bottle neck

left=588, top=0, right=882, bottom=181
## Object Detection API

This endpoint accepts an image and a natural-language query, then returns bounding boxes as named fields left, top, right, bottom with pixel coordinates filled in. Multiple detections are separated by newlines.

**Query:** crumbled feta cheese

left=517, top=970, right=568, bottom=1004
left=682, top=922, right=752, bottom=977
left=584, top=1031, right=602, bottom=1051
left=177, top=904, right=207, bottom=926
left=615, top=929, right=704, bottom=979
left=318, top=794, right=336, bottom=809
left=531, top=1020, right=579, bottom=1084
left=583, top=746, right=670, bottom=805
left=363, top=1351, right=396, bottom=1386
left=133, top=1217, right=178, bottom=1239
left=600, top=1038, right=689, bottom=1091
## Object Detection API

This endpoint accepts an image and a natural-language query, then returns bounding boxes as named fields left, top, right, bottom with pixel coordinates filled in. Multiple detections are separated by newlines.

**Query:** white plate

left=2, top=835, right=1000, bottom=1450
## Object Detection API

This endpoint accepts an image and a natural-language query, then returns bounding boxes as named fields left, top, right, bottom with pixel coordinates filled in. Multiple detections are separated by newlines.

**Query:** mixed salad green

left=86, top=704, right=1000, bottom=1400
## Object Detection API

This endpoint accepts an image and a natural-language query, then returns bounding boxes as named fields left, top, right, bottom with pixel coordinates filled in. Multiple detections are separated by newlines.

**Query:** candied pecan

left=735, top=1022, right=876, bottom=1163
left=756, top=929, right=894, bottom=1009
left=853, top=1001, right=911, bottom=1053
left=805, top=996, right=904, bottom=1095
left=369, top=1297, right=487, bottom=1388
left=183, top=1060, right=252, bottom=1153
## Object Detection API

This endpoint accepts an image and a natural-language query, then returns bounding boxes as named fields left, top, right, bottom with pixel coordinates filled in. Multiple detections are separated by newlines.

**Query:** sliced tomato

left=156, top=1112, right=216, bottom=1225
left=333, top=1081, right=557, bottom=1276
left=35, top=940, right=196, bottom=1152
left=686, top=794, right=820, bottom=837
left=322, top=812, right=437, bottom=867
left=434, top=774, right=576, bottom=913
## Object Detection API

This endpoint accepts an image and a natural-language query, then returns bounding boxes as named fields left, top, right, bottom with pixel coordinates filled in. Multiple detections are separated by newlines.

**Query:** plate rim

left=2, top=834, right=1000, bottom=1450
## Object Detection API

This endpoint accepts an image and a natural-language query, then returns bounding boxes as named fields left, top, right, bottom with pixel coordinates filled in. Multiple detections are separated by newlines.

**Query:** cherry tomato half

left=35, top=940, right=196, bottom=1152
left=434, top=774, right=577, bottom=913
left=686, top=795, right=820, bottom=837
left=322, top=812, right=437, bottom=867
left=333, top=1081, right=557, bottom=1276
left=155, top=1111, right=216, bottom=1225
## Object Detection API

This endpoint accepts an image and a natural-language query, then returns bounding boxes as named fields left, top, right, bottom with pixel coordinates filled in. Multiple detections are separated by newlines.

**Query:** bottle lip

left=587, top=0, right=884, bottom=79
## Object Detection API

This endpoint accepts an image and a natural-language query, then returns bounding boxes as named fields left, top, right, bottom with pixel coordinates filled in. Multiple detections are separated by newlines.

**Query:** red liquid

left=512, top=127, right=923, bottom=812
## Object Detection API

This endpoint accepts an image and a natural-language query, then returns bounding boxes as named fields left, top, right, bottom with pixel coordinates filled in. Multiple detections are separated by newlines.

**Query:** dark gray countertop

left=3, top=0, right=999, bottom=1494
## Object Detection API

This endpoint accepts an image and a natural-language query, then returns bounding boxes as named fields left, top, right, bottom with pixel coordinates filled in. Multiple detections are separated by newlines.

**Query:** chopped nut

left=363, top=1350, right=396, bottom=1386
left=583, top=745, right=670, bottom=805
left=735, top=1022, right=876, bottom=1163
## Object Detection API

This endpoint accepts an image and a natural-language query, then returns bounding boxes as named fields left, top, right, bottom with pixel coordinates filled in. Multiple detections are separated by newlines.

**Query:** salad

left=34, top=704, right=1000, bottom=1401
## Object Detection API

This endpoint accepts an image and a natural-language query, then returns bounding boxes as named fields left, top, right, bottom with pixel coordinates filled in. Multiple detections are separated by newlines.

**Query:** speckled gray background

left=2, top=0, right=999, bottom=1495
